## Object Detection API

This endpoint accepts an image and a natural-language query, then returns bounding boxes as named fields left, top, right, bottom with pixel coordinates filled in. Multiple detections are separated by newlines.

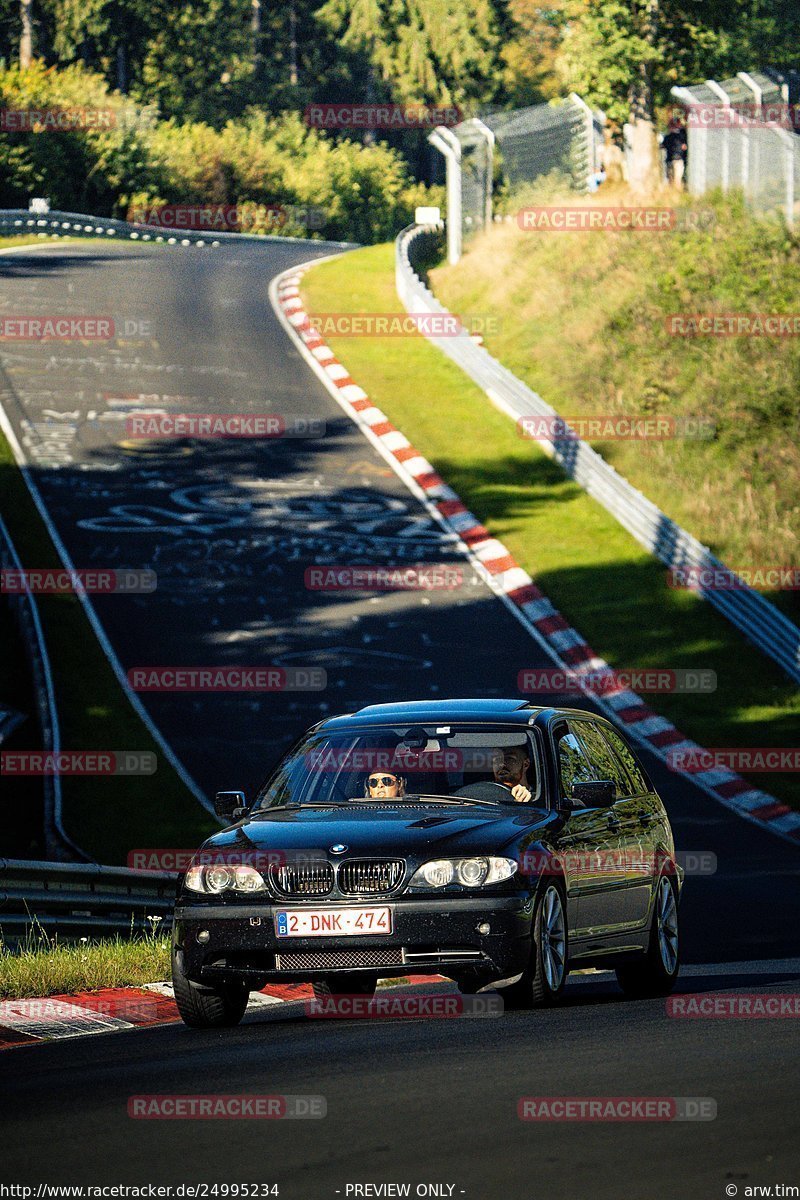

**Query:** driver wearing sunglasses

left=364, top=771, right=406, bottom=799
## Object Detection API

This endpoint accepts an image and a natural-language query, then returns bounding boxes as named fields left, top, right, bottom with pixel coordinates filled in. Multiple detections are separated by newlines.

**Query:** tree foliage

left=558, top=0, right=800, bottom=128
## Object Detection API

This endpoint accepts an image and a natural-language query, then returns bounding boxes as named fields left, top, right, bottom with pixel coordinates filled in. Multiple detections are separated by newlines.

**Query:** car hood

left=202, top=803, right=550, bottom=859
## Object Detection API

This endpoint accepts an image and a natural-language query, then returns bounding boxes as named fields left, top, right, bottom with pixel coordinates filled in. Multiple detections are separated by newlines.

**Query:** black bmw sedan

left=171, top=699, right=683, bottom=1027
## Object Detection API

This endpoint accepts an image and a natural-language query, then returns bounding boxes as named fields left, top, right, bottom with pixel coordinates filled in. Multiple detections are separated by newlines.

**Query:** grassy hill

left=432, top=188, right=800, bottom=617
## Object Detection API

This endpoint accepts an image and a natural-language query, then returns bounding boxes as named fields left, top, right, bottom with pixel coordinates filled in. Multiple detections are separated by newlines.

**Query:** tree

left=20, top=0, right=34, bottom=65
left=315, top=0, right=504, bottom=111
left=558, top=0, right=800, bottom=140
left=496, top=0, right=566, bottom=106
left=557, top=0, right=725, bottom=190
left=137, top=0, right=254, bottom=125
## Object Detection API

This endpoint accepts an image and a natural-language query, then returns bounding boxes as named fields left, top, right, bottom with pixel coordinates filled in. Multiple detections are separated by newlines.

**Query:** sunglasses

left=367, top=775, right=398, bottom=787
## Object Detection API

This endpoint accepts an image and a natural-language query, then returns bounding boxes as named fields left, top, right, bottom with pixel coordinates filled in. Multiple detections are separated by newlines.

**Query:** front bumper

left=174, top=894, right=535, bottom=986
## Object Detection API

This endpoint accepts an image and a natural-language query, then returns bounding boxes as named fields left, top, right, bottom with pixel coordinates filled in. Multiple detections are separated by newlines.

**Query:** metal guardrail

left=0, top=517, right=89, bottom=862
left=0, top=858, right=175, bottom=944
left=395, top=223, right=800, bottom=686
left=0, top=207, right=261, bottom=245
left=0, top=208, right=359, bottom=248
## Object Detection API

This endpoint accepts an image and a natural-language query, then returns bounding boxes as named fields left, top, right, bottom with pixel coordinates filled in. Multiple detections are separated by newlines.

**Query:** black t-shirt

left=664, top=130, right=687, bottom=161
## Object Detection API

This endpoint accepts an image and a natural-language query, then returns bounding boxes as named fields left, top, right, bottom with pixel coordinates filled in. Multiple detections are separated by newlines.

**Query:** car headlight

left=408, top=857, right=517, bottom=890
left=184, top=864, right=267, bottom=894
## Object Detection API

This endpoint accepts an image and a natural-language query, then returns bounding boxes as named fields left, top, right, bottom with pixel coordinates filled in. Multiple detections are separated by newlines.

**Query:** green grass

left=0, top=930, right=170, bottom=999
left=432, top=189, right=800, bottom=600
left=0, top=432, right=215, bottom=862
left=302, top=243, right=800, bottom=811
left=0, top=234, right=118, bottom=249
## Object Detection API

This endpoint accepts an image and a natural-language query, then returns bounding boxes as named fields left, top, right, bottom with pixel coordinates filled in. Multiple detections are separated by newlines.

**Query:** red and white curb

left=271, top=263, right=800, bottom=846
left=0, top=976, right=445, bottom=1050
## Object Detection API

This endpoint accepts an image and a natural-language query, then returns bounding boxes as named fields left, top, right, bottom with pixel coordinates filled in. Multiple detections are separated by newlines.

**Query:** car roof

left=317, top=698, right=600, bottom=730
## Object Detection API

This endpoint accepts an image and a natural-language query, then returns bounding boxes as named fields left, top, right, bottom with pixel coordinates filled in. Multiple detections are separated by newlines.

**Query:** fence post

left=428, top=126, right=462, bottom=264
left=569, top=93, right=595, bottom=190
left=705, top=79, right=731, bottom=191
left=738, top=72, right=763, bottom=197
left=775, top=127, right=795, bottom=227
left=468, top=117, right=495, bottom=228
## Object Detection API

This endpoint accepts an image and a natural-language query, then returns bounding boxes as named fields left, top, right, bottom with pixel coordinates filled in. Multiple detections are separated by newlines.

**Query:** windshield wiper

left=255, top=802, right=354, bottom=813
left=347, top=794, right=501, bottom=809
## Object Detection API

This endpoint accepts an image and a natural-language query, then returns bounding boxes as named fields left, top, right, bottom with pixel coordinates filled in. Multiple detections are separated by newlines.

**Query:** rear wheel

left=616, top=875, right=680, bottom=998
left=312, top=972, right=377, bottom=1000
left=171, top=945, right=249, bottom=1029
left=501, top=881, right=568, bottom=1010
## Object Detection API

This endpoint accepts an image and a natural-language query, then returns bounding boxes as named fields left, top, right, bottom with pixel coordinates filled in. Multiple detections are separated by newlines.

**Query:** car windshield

left=255, top=724, right=542, bottom=810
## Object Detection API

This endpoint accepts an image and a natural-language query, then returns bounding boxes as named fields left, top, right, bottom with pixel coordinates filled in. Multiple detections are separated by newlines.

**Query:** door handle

left=606, top=814, right=621, bottom=830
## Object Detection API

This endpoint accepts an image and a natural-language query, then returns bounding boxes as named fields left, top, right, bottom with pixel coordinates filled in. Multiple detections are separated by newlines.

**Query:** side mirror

left=214, top=790, right=247, bottom=823
left=571, top=780, right=616, bottom=808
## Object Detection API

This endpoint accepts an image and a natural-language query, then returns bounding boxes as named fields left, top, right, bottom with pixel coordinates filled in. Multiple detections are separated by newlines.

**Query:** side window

left=555, top=726, right=596, bottom=799
left=572, top=721, right=630, bottom=799
left=601, top=726, right=650, bottom=795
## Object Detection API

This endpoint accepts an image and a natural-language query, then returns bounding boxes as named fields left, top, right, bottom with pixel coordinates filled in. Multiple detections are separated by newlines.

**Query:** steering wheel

left=453, top=781, right=514, bottom=803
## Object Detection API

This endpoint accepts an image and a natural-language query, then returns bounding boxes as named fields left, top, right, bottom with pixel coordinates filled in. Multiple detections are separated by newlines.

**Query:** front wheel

left=616, top=874, right=680, bottom=999
left=171, top=945, right=249, bottom=1029
left=501, top=881, right=568, bottom=1009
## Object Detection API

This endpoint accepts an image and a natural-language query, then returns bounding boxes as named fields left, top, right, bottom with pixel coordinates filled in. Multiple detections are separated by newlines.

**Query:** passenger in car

left=364, top=771, right=405, bottom=799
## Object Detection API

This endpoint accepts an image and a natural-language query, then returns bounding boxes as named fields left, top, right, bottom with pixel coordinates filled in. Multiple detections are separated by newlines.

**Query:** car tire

left=501, top=880, right=568, bottom=1010
left=615, top=874, right=680, bottom=999
left=455, top=972, right=483, bottom=995
left=312, top=972, right=377, bottom=1000
left=171, top=945, right=249, bottom=1029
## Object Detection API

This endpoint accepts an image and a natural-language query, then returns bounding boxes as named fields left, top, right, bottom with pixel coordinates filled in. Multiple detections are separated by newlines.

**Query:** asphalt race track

left=1, top=242, right=799, bottom=1194
left=1, top=967, right=799, bottom=1195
